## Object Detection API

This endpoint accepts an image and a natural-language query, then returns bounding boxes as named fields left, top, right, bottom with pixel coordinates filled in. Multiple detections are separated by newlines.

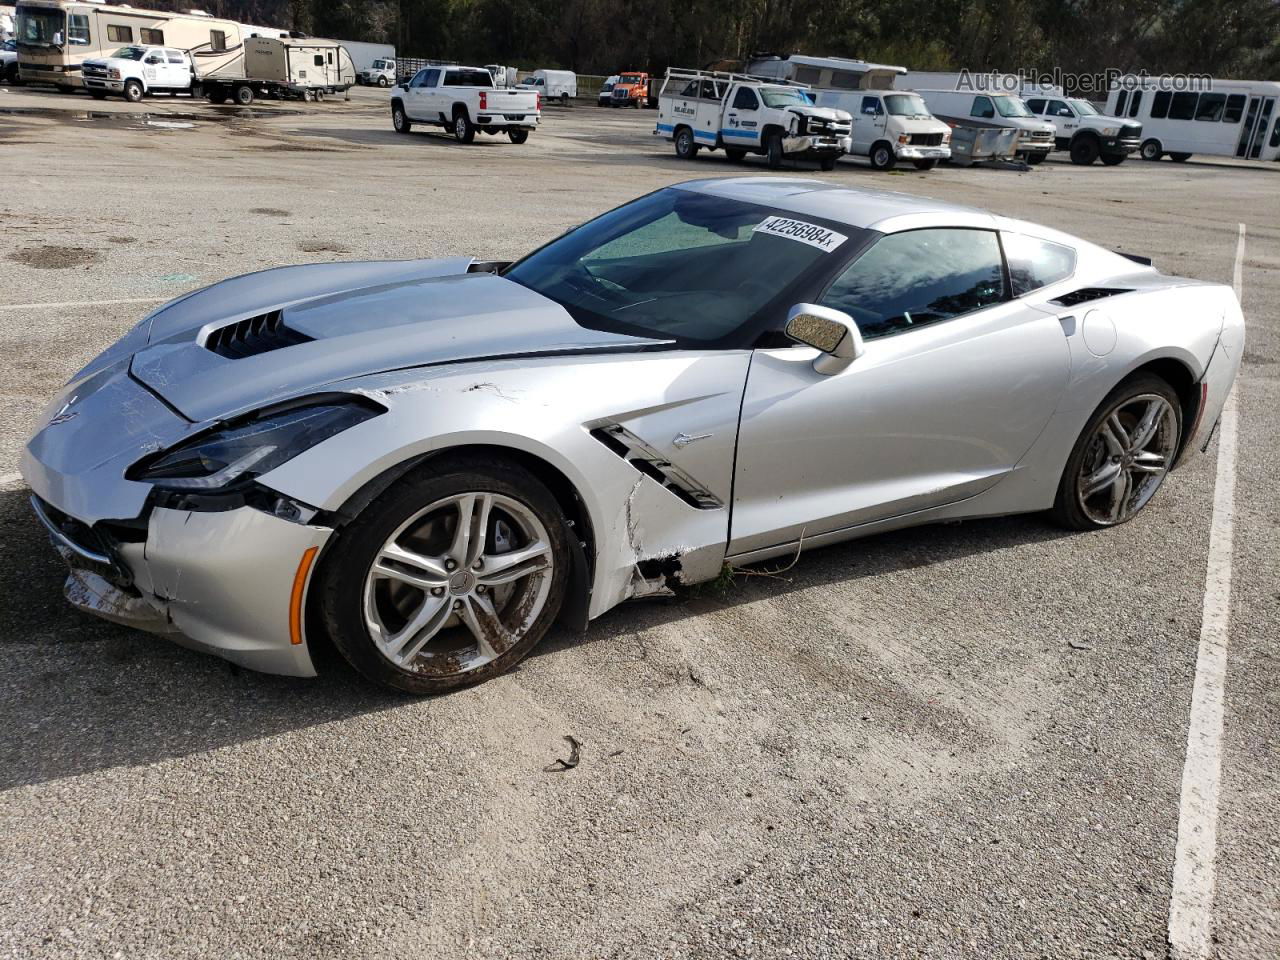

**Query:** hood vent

left=590, top=423, right=722, bottom=510
left=203, top=310, right=314, bottom=359
left=1049, top=287, right=1133, bottom=308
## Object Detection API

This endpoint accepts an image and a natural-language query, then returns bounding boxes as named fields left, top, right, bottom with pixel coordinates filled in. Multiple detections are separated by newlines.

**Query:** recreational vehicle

left=744, top=54, right=904, bottom=91
left=202, top=34, right=355, bottom=104
left=13, top=0, right=241, bottom=90
left=1106, top=77, right=1280, bottom=162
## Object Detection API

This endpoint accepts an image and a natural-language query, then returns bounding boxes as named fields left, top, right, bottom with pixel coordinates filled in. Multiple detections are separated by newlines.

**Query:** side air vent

left=589, top=424, right=723, bottom=510
left=1049, top=287, right=1133, bottom=308
left=203, top=310, right=314, bottom=359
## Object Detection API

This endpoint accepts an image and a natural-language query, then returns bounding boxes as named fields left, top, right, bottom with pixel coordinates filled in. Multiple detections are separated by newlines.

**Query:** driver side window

left=819, top=229, right=1007, bottom=341
left=971, top=96, right=995, bottom=119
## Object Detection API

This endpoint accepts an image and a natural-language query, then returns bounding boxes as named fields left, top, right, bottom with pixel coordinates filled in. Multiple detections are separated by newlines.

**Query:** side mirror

left=785, top=303, right=864, bottom=375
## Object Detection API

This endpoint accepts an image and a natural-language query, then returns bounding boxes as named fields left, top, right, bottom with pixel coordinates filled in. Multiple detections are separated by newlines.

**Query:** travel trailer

left=744, top=54, right=905, bottom=91
left=1106, top=76, right=1280, bottom=162
left=202, top=34, right=355, bottom=104
left=13, top=0, right=241, bottom=90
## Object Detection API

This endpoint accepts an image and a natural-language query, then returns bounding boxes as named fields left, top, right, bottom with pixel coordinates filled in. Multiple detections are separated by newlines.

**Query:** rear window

left=446, top=69, right=493, bottom=86
left=1002, top=233, right=1076, bottom=296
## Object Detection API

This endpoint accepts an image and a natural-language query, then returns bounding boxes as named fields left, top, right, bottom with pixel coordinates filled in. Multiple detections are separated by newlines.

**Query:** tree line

left=179, top=0, right=1278, bottom=84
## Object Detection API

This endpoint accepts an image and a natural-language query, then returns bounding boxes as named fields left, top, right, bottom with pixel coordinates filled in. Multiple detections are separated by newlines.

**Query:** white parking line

left=1167, top=223, right=1245, bottom=959
left=0, top=297, right=169, bottom=312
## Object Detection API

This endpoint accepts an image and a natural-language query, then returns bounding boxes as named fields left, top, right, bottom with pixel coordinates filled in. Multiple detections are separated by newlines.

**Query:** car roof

left=673, top=178, right=997, bottom=233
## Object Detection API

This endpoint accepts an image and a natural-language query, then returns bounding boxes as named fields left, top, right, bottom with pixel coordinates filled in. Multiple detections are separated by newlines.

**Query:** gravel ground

left=0, top=83, right=1276, bottom=959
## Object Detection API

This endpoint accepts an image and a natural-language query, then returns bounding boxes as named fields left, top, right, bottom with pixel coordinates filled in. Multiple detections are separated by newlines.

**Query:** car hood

left=788, top=105, right=851, bottom=122
left=125, top=258, right=669, bottom=423
left=84, top=57, right=135, bottom=69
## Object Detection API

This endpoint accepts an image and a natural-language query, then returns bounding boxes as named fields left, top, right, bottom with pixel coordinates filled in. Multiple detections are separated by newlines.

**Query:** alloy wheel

left=362, top=492, right=554, bottom=676
left=1075, top=394, right=1178, bottom=525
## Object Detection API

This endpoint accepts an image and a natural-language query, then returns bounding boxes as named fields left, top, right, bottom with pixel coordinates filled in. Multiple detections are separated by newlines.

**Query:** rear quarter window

left=1001, top=233, right=1076, bottom=296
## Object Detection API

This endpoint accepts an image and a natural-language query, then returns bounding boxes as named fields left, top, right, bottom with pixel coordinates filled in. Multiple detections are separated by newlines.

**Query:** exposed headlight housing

left=131, top=398, right=382, bottom=492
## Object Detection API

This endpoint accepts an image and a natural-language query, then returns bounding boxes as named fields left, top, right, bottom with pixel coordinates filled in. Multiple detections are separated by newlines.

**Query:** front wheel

left=89, top=90, right=108, bottom=100
left=123, top=79, right=144, bottom=103
left=1140, top=138, right=1163, bottom=161
left=508, top=127, right=529, bottom=144
left=869, top=141, right=896, bottom=170
left=1051, top=375, right=1182, bottom=530
left=1170, top=152, right=1191, bottom=162
left=1100, top=153, right=1126, bottom=166
left=912, top=158, right=937, bottom=171
left=766, top=132, right=785, bottom=169
left=1025, top=152, right=1046, bottom=165
left=453, top=110, right=476, bottom=143
left=819, top=155, right=838, bottom=172
left=378, top=76, right=388, bottom=87
left=317, top=458, right=570, bottom=694
left=1070, top=136, right=1100, bottom=165
left=392, top=103, right=411, bottom=133
left=673, top=127, right=698, bottom=160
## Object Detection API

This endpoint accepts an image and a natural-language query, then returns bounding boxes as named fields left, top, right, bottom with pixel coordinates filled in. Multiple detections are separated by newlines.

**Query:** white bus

left=14, top=0, right=241, bottom=90
left=1106, top=76, right=1280, bottom=162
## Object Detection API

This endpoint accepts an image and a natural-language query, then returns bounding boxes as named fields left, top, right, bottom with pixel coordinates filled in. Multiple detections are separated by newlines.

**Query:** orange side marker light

left=289, top=546, right=319, bottom=645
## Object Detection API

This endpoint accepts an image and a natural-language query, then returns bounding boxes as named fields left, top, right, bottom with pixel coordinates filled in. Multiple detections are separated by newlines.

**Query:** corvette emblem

left=48, top=411, right=78, bottom=426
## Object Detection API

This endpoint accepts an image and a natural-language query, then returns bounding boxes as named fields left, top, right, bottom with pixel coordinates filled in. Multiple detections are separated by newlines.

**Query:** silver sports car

left=22, top=178, right=1244, bottom=692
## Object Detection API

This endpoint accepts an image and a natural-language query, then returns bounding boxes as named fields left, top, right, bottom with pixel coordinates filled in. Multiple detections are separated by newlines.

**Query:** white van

left=812, top=89, right=950, bottom=170
left=1106, top=76, right=1280, bottom=163
left=519, top=69, right=576, bottom=103
left=914, top=89, right=1055, bottom=163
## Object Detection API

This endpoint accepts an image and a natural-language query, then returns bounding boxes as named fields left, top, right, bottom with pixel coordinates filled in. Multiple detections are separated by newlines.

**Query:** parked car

left=1023, top=91, right=1142, bottom=165
left=21, top=179, right=1243, bottom=693
left=914, top=88, right=1055, bottom=163
left=656, top=68, right=851, bottom=170
left=597, top=74, right=619, bottom=106
left=81, top=45, right=195, bottom=102
left=391, top=64, right=540, bottom=143
left=518, top=68, right=576, bottom=103
left=812, top=89, right=951, bottom=170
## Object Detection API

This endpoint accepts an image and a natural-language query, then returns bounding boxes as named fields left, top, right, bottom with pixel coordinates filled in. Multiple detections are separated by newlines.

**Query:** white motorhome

left=13, top=0, right=241, bottom=90
left=1022, top=89, right=1142, bottom=165
left=810, top=88, right=950, bottom=170
left=519, top=68, right=576, bottom=102
left=744, top=53, right=904, bottom=91
left=913, top=88, right=1055, bottom=163
left=655, top=68, right=852, bottom=170
left=1105, top=77, right=1280, bottom=162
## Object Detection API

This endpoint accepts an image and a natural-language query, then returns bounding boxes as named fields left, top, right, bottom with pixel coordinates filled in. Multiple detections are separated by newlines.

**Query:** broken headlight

left=132, top=399, right=381, bottom=492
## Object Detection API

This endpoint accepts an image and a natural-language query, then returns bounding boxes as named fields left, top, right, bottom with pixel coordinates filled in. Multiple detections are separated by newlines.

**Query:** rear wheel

left=453, top=109, right=476, bottom=143
left=234, top=83, right=255, bottom=106
left=392, top=102, right=411, bottom=133
left=1140, top=138, right=1163, bottom=161
left=1170, top=152, right=1192, bottom=162
left=912, top=158, right=937, bottom=171
left=674, top=127, right=698, bottom=160
left=869, top=141, right=896, bottom=170
left=1070, top=136, right=1100, bottom=165
left=766, top=132, right=785, bottom=169
left=508, top=127, right=529, bottom=144
left=1051, top=375, right=1182, bottom=530
left=208, top=88, right=227, bottom=104
left=123, top=79, right=144, bottom=103
left=318, top=458, right=570, bottom=694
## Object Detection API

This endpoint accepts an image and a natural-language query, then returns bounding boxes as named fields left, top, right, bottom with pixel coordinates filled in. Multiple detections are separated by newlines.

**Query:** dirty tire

left=1050, top=374, right=1182, bottom=531
left=508, top=127, right=529, bottom=144
left=317, top=457, right=570, bottom=694
left=1070, top=136, right=1100, bottom=165
left=123, top=79, right=144, bottom=103
left=1140, top=138, right=1163, bottom=161
left=378, top=76, right=388, bottom=87
left=392, top=102, right=411, bottom=133
left=674, top=127, right=698, bottom=159
left=453, top=109, right=476, bottom=143
left=912, top=158, right=938, bottom=170
left=869, top=141, right=895, bottom=170
left=766, top=132, right=785, bottom=169
left=234, top=83, right=255, bottom=105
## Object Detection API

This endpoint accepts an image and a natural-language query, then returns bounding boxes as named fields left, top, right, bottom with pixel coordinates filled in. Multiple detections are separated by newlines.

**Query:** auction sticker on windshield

left=753, top=216, right=848, bottom=252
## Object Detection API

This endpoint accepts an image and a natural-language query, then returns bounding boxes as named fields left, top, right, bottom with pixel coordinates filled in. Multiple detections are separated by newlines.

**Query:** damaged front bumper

left=33, top=494, right=329, bottom=677
left=784, top=134, right=852, bottom=156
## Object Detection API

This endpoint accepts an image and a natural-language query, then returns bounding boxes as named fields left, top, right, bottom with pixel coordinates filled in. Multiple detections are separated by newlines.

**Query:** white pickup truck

left=1022, top=92, right=1143, bottom=165
left=655, top=69, right=852, bottom=170
left=391, top=65, right=540, bottom=143
left=81, top=45, right=194, bottom=102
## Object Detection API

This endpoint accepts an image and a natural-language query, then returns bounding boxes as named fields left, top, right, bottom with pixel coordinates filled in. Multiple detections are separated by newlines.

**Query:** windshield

left=993, top=96, right=1034, bottom=118
left=620, top=74, right=643, bottom=84
left=112, top=46, right=147, bottom=61
left=761, top=87, right=814, bottom=108
left=884, top=93, right=930, bottom=117
left=505, top=188, right=860, bottom=344
left=1070, top=99, right=1099, bottom=116
left=14, top=6, right=64, bottom=47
